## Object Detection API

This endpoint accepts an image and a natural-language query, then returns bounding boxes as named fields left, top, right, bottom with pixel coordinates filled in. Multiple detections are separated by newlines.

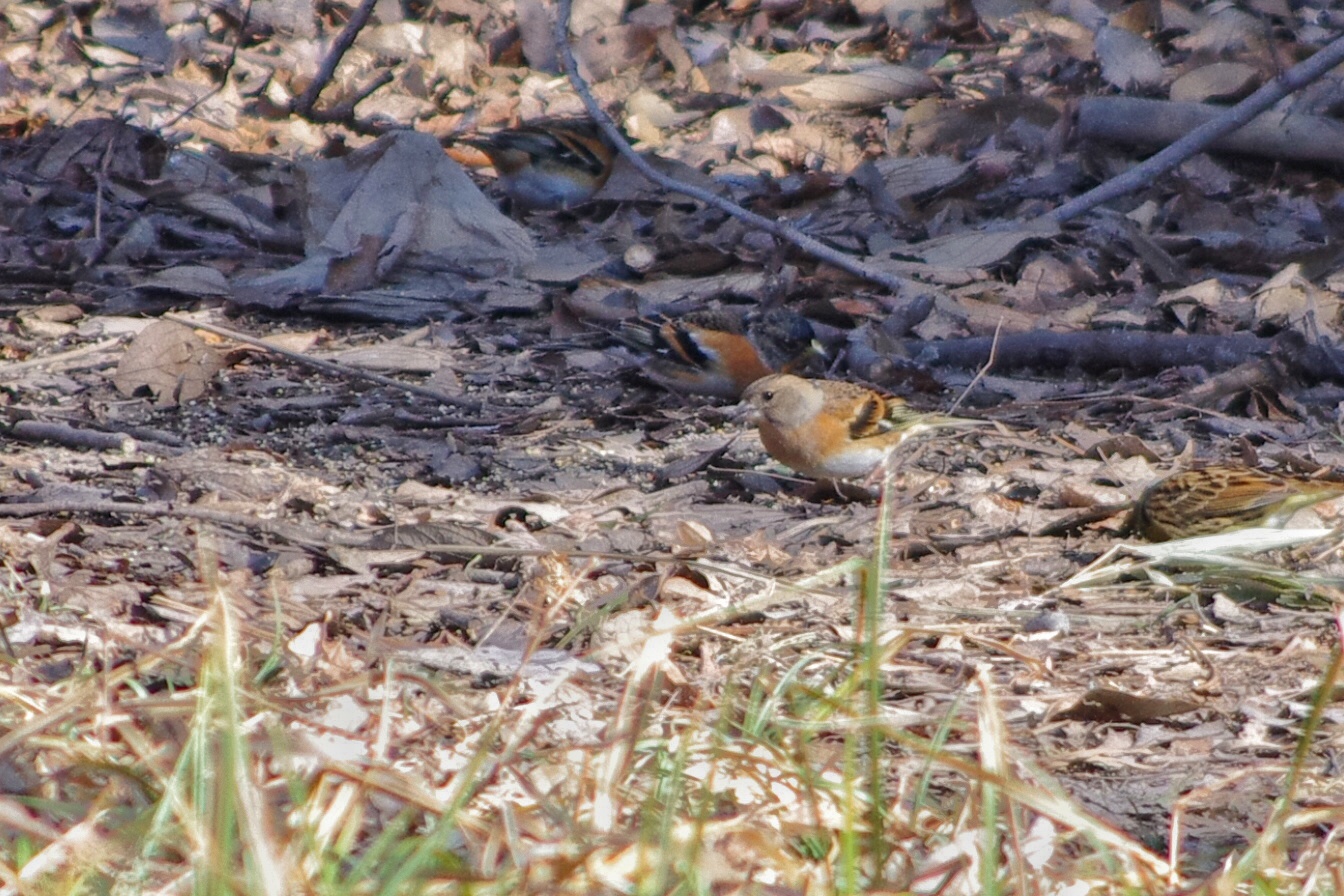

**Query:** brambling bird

left=459, top=120, right=615, bottom=211
left=739, top=374, right=986, bottom=480
left=617, top=308, right=822, bottom=399
left=1127, top=463, right=1344, bottom=542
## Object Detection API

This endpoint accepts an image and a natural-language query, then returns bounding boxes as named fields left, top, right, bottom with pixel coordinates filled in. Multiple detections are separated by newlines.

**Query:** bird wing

left=809, top=381, right=888, bottom=440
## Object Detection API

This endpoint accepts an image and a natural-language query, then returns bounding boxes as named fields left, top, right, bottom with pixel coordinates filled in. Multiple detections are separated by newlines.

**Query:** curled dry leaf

left=1094, top=24, right=1165, bottom=92
left=671, top=520, right=715, bottom=556
left=779, top=64, right=938, bottom=111
left=1169, top=61, right=1260, bottom=103
left=134, top=264, right=230, bottom=299
left=915, top=224, right=1060, bottom=269
left=1057, top=687, right=1200, bottom=723
left=1251, top=263, right=1341, bottom=333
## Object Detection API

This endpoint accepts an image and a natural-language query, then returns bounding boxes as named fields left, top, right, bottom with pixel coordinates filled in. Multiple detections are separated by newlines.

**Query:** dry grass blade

left=1060, top=528, right=1341, bottom=591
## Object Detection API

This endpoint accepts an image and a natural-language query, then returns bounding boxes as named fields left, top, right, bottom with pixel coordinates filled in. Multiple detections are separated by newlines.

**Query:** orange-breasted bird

left=618, top=309, right=822, bottom=399
left=739, top=374, right=985, bottom=479
left=459, top=120, right=615, bottom=211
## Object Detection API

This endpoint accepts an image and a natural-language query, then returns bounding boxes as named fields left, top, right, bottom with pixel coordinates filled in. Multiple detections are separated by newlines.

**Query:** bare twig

left=0, top=498, right=762, bottom=569
left=1045, top=30, right=1344, bottom=224
left=0, top=499, right=363, bottom=547
left=0, top=336, right=124, bottom=376
left=162, top=314, right=489, bottom=414
left=551, top=0, right=922, bottom=298
left=300, top=71, right=396, bottom=133
left=93, top=127, right=115, bottom=244
left=948, top=318, right=1002, bottom=415
left=6, top=420, right=182, bottom=455
left=162, top=0, right=253, bottom=131
left=290, top=0, right=381, bottom=119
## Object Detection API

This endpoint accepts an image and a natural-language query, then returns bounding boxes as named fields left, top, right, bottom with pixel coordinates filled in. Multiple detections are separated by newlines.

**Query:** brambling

left=617, top=308, right=822, bottom=399
left=739, top=374, right=986, bottom=480
left=1127, top=463, right=1344, bottom=542
left=460, top=120, right=615, bottom=211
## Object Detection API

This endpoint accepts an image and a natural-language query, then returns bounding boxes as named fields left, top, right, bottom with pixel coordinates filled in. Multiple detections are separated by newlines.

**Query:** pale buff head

left=740, top=374, right=823, bottom=428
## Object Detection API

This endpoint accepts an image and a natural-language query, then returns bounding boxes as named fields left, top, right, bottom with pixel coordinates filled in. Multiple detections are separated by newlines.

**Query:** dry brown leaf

left=1252, top=263, right=1342, bottom=333
left=112, top=320, right=226, bottom=406
left=237, top=131, right=535, bottom=305
left=671, top=520, right=714, bottom=556
left=133, top=265, right=230, bottom=298
left=514, top=0, right=559, bottom=70
left=1058, top=687, right=1201, bottom=723
left=17, top=304, right=83, bottom=338
left=862, top=155, right=971, bottom=202
left=1172, top=6, right=1272, bottom=59
left=175, top=190, right=293, bottom=244
left=916, top=226, right=1058, bottom=269
left=1094, top=24, right=1165, bottom=92
left=262, top=331, right=324, bottom=353
left=332, top=345, right=445, bottom=374
left=573, top=24, right=658, bottom=80
left=1169, top=61, right=1260, bottom=102
left=942, top=293, right=1039, bottom=334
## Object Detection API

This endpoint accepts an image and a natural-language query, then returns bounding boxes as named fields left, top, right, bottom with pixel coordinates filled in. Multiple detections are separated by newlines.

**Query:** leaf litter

left=3, top=0, right=1344, bottom=890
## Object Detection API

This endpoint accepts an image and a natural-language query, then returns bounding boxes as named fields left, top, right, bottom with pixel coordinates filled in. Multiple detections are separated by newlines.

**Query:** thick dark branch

left=290, top=0, right=380, bottom=118
left=1045, top=31, right=1344, bottom=224
left=1076, top=97, right=1344, bottom=166
left=299, top=71, right=396, bottom=135
left=905, top=330, right=1344, bottom=385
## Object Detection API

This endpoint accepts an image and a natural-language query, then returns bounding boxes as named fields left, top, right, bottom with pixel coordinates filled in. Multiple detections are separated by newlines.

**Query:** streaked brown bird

left=1128, top=463, right=1344, bottom=542
left=739, top=374, right=985, bottom=480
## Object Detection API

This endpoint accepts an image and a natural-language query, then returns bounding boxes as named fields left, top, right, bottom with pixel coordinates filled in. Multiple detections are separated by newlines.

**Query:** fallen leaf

left=780, top=64, right=938, bottom=110
left=112, top=320, right=226, bottom=406
left=1058, top=687, right=1201, bottom=722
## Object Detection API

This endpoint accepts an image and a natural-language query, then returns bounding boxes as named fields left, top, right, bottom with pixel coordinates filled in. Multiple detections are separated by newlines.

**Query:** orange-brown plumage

left=460, top=120, right=614, bottom=211
left=740, top=374, right=984, bottom=479
left=620, top=309, right=819, bottom=399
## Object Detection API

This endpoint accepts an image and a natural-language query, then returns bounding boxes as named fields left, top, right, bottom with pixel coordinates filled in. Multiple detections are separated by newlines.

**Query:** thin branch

left=290, top=0, right=380, bottom=118
left=948, top=318, right=1002, bottom=415
left=162, top=0, right=253, bottom=131
left=0, top=337, right=124, bottom=376
left=0, top=499, right=792, bottom=570
left=161, top=314, right=490, bottom=414
left=1045, top=30, right=1344, bottom=224
left=6, top=421, right=175, bottom=455
left=300, top=71, right=395, bottom=132
left=551, top=0, right=920, bottom=298
left=0, top=499, right=360, bottom=546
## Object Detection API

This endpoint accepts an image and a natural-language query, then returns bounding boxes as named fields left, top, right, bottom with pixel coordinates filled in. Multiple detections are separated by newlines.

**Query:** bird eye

left=762, top=391, right=775, bottom=400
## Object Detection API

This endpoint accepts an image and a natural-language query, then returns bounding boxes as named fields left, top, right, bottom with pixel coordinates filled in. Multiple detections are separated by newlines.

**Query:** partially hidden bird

left=1127, top=463, right=1344, bottom=542
left=739, top=374, right=986, bottom=479
left=459, top=120, right=615, bottom=211
left=617, top=309, right=822, bottom=400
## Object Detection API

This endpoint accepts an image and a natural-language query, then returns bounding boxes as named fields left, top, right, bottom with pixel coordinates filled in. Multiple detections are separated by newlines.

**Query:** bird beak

left=731, top=396, right=759, bottom=423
